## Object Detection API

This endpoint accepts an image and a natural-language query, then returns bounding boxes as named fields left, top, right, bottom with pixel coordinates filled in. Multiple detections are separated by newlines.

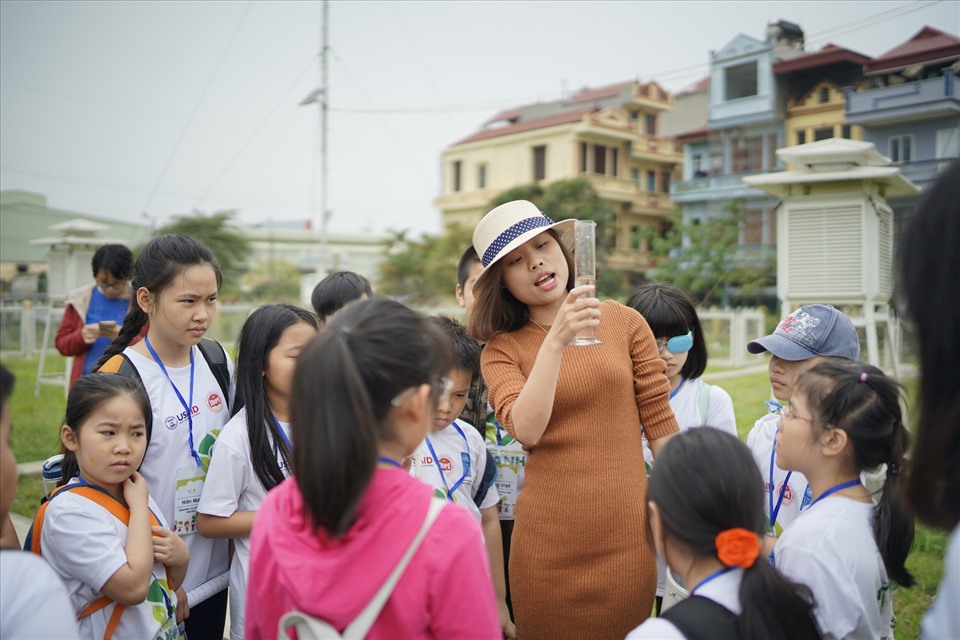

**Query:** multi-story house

left=774, top=44, right=871, bottom=149
left=670, top=20, right=806, bottom=272
left=845, top=26, right=960, bottom=195
left=434, top=81, right=683, bottom=273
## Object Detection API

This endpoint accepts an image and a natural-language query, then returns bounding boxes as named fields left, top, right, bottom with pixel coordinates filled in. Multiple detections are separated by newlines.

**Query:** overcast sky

left=1, top=1, right=957, bottom=237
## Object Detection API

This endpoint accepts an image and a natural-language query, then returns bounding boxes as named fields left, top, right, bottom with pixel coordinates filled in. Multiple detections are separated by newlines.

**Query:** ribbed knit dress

left=482, top=300, right=679, bottom=640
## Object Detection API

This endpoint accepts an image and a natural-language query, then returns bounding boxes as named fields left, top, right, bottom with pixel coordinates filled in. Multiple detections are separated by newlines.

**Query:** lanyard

left=425, top=422, right=469, bottom=502
left=272, top=414, right=292, bottom=452
left=768, top=436, right=793, bottom=528
left=691, top=566, right=735, bottom=596
left=145, top=337, right=200, bottom=467
left=377, top=456, right=403, bottom=469
left=811, top=479, right=862, bottom=508
left=669, top=377, right=687, bottom=400
left=494, top=421, right=505, bottom=446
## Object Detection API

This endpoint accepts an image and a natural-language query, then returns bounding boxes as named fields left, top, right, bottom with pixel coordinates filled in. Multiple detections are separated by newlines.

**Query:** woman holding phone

left=56, top=244, right=143, bottom=388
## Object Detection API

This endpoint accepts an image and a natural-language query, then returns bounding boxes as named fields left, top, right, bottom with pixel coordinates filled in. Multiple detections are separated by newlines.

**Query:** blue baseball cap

left=747, top=304, right=860, bottom=361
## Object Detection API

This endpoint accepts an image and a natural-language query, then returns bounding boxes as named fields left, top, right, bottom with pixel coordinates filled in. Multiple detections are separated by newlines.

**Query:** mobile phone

left=98, top=321, right=117, bottom=331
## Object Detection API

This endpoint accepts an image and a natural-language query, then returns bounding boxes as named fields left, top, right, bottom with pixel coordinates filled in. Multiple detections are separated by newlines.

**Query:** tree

left=378, top=224, right=474, bottom=305
left=644, top=199, right=776, bottom=307
left=242, top=258, right=301, bottom=303
left=153, top=210, right=252, bottom=299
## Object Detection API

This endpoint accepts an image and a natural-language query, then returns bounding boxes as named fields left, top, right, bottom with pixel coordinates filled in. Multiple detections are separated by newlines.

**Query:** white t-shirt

left=411, top=419, right=500, bottom=521
left=0, top=550, right=80, bottom=639
left=775, top=495, right=892, bottom=640
left=626, top=568, right=743, bottom=639
left=922, top=523, right=960, bottom=638
left=123, top=346, right=233, bottom=597
left=746, top=411, right=811, bottom=536
left=40, top=483, right=179, bottom=640
left=642, top=378, right=737, bottom=465
left=198, top=406, right=291, bottom=640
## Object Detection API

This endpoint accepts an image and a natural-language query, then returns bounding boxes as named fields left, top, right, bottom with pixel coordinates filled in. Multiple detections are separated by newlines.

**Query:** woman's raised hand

left=545, top=285, right=601, bottom=347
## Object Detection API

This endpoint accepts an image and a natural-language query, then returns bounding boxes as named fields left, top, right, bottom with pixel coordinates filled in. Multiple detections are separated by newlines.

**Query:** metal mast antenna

left=319, top=0, right=329, bottom=270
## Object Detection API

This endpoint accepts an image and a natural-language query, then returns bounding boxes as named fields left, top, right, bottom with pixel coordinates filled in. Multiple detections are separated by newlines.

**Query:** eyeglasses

left=780, top=406, right=815, bottom=424
left=655, top=331, right=694, bottom=355
left=96, top=279, right=127, bottom=291
left=391, top=377, right=454, bottom=407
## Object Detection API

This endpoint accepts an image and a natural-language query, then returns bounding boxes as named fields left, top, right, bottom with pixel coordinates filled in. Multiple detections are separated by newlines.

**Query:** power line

left=140, top=1, right=253, bottom=215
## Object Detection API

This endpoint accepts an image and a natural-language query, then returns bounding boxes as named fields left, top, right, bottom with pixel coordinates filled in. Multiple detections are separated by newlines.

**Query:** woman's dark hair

left=234, top=304, right=319, bottom=492
left=796, top=361, right=915, bottom=587
left=0, top=364, right=14, bottom=414
left=291, top=298, right=452, bottom=537
left=95, top=234, right=222, bottom=370
left=897, top=159, right=960, bottom=531
left=310, top=271, right=373, bottom=322
left=650, top=428, right=820, bottom=639
left=59, top=374, right=153, bottom=484
left=626, top=283, right=708, bottom=379
left=91, top=244, right=134, bottom=280
left=468, top=230, right=575, bottom=343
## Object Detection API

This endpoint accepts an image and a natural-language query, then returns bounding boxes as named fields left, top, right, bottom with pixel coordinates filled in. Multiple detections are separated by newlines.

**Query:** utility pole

left=319, top=0, right=329, bottom=273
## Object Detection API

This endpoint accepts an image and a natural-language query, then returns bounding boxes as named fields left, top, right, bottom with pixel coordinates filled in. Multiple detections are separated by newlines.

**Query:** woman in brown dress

left=469, top=200, right=679, bottom=639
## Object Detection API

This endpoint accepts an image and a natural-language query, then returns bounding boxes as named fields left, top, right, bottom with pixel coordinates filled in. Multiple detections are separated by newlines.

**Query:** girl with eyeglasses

left=626, top=283, right=737, bottom=614
left=773, top=361, right=914, bottom=640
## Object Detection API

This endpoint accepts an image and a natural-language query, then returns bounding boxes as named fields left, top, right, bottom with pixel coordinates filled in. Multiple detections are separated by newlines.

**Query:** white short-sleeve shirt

left=411, top=419, right=499, bottom=521
left=198, top=407, right=291, bottom=640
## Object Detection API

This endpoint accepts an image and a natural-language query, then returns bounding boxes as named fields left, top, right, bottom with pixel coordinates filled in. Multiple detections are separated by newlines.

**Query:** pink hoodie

left=246, top=467, right=500, bottom=639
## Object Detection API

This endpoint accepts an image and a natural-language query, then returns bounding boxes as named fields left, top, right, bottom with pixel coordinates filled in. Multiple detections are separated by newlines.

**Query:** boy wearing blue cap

left=745, top=304, right=860, bottom=537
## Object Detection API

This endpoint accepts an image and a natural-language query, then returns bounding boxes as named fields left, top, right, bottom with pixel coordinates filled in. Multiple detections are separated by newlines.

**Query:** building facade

left=435, top=81, right=684, bottom=272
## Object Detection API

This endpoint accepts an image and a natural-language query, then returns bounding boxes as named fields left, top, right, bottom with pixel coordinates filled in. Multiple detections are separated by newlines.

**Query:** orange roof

left=453, top=109, right=595, bottom=145
left=565, top=81, right=630, bottom=105
left=866, top=26, right=960, bottom=73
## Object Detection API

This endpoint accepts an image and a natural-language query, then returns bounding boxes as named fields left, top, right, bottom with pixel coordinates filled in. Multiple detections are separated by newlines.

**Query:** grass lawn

left=2, top=354, right=946, bottom=639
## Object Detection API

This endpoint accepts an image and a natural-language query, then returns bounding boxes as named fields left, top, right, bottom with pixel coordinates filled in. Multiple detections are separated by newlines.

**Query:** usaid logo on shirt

left=164, top=405, right=201, bottom=430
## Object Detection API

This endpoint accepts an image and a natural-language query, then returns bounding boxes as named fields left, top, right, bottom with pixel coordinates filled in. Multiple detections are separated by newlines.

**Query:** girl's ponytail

left=738, top=548, right=820, bottom=638
left=291, top=298, right=452, bottom=538
left=95, top=303, right=148, bottom=371
left=875, top=419, right=915, bottom=587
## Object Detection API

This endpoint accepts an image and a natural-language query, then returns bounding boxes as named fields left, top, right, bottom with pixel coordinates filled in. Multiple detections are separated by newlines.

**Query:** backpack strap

left=25, top=482, right=164, bottom=640
left=97, top=352, right=144, bottom=387
left=473, top=449, right=499, bottom=509
left=698, top=381, right=712, bottom=427
left=196, top=338, right=232, bottom=410
left=660, top=594, right=739, bottom=640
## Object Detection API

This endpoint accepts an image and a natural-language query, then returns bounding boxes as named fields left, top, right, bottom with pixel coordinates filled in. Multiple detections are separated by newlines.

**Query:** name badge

left=173, top=466, right=205, bottom=535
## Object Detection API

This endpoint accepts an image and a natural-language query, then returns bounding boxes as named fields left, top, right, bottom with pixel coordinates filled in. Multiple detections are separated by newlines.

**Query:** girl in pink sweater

left=246, top=298, right=500, bottom=639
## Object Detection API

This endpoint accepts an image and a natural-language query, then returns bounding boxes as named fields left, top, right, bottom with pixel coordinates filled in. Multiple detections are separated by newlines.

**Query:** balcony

left=670, top=169, right=768, bottom=203
left=845, top=74, right=960, bottom=126
left=895, top=158, right=957, bottom=190
left=628, top=134, right=683, bottom=163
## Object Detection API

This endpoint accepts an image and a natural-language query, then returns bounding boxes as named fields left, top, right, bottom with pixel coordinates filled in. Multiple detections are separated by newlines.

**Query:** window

left=732, top=136, right=763, bottom=173
left=477, top=164, right=487, bottom=189
left=452, top=160, right=461, bottom=192
left=724, top=62, right=758, bottom=100
left=818, top=87, right=830, bottom=103
left=647, top=170, right=656, bottom=192
left=814, top=127, right=833, bottom=142
left=593, top=145, right=607, bottom=175
left=580, top=142, right=588, bottom=173
left=936, top=127, right=959, bottom=158
left=611, top=148, right=619, bottom=177
left=841, top=125, right=852, bottom=139
left=744, top=209, right=764, bottom=245
left=630, top=168, right=640, bottom=184
left=533, top=145, right=546, bottom=181
left=797, top=130, right=807, bottom=145
left=630, top=225, right=641, bottom=250
left=645, top=113, right=657, bottom=135
left=888, top=135, right=914, bottom=163
left=661, top=172, right=670, bottom=194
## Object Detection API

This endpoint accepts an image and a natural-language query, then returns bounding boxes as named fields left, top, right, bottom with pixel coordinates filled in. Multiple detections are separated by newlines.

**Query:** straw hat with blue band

left=472, top=200, right=576, bottom=290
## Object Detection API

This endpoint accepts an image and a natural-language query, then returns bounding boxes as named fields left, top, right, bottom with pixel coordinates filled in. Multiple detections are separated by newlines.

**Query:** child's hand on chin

left=123, top=471, right=149, bottom=508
